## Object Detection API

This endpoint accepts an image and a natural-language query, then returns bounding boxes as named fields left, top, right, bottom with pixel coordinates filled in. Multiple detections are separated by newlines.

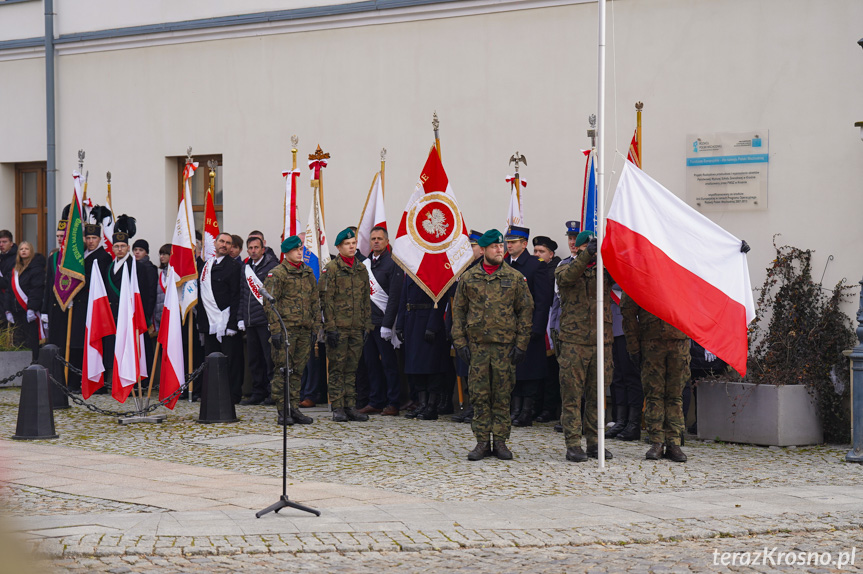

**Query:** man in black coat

left=238, top=235, right=279, bottom=405
left=357, top=227, right=404, bottom=416
left=43, top=221, right=71, bottom=353
left=132, top=239, right=159, bottom=385
left=198, top=232, right=243, bottom=403
left=531, top=235, right=563, bottom=423
left=503, top=226, right=553, bottom=427
left=0, top=229, right=17, bottom=321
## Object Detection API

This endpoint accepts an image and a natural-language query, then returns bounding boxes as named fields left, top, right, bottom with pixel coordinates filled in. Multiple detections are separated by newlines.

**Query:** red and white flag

left=130, top=261, right=149, bottom=379
left=172, top=162, right=198, bottom=318
left=157, top=267, right=184, bottom=409
left=111, top=265, right=138, bottom=403
left=357, top=172, right=387, bottom=256
left=392, top=146, right=473, bottom=303
left=601, top=161, right=755, bottom=376
left=504, top=176, right=524, bottom=231
left=81, top=260, right=115, bottom=399
left=281, top=169, right=302, bottom=259
left=202, top=188, right=219, bottom=261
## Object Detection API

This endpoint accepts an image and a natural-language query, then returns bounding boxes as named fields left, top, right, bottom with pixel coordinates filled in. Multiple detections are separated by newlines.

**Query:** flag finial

left=106, top=171, right=111, bottom=184
left=290, top=134, right=299, bottom=152
left=78, top=149, right=85, bottom=172
left=185, top=146, right=193, bottom=164
left=309, top=145, right=330, bottom=161
left=588, top=114, right=597, bottom=148
left=508, top=152, right=526, bottom=174
left=381, top=147, right=387, bottom=162
left=635, top=101, right=644, bottom=111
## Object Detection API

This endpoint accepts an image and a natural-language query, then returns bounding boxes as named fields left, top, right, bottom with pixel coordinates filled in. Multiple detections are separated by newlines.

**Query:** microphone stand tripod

left=256, top=297, right=320, bottom=519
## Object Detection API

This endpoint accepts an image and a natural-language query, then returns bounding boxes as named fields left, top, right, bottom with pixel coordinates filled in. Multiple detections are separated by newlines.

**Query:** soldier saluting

left=452, top=229, right=533, bottom=461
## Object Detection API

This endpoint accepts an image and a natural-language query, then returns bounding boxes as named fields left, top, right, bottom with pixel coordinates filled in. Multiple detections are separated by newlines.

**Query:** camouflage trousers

left=270, top=329, right=312, bottom=413
left=642, top=338, right=690, bottom=446
left=327, top=329, right=364, bottom=409
left=468, top=342, right=515, bottom=442
left=558, top=342, right=612, bottom=448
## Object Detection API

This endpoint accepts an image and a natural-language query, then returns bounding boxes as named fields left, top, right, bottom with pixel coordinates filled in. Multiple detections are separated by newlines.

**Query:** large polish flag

left=202, top=188, right=219, bottom=261
left=130, top=262, right=149, bottom=379
left=157, top=267, right=184, bottom=409
left=601, top=161, right=755, bottom=376
left=81, top=260, right=116, bottom=399
left=111, top=266, right=138, bottom=403
left=171, top=162, right=199, bottom=285
left=357, top=172, right=387, bottom=256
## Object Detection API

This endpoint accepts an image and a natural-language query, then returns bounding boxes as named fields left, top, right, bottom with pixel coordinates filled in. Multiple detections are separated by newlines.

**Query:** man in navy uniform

left=531, top=235, right=562, bottom=423
left=504, top=225, right=553, bottom=427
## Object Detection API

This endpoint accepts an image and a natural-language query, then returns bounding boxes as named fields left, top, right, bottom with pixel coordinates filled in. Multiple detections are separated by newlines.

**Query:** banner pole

left=63, top=306, right=72, bottom=385
left=146, top=341, right=160, bottom=402
left=596, top=0, right=607, bottom=471
left=187, top=316, right=194, bottom=401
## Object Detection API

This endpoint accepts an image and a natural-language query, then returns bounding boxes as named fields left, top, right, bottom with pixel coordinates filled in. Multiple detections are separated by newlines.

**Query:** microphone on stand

left=257, top=283, right=276, bottom=304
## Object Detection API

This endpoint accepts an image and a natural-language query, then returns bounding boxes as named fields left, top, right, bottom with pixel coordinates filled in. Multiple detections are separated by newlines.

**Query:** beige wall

left=0, top=1, right=42, bottom=42
left=1, top=0, right=863, bottom=310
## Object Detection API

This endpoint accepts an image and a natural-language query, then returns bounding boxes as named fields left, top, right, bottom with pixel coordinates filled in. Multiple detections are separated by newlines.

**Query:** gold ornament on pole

left=309, top=144, right=330, bottom=227
left=432, top=112, right=441, bottom=159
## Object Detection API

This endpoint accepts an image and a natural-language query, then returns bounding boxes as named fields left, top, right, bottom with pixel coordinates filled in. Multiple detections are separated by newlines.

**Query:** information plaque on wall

left=686, top=130, right=769, bottom=211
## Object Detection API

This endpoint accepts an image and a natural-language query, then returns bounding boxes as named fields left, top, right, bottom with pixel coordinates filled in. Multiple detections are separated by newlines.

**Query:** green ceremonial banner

left=59, top=181, right=87, bottom=292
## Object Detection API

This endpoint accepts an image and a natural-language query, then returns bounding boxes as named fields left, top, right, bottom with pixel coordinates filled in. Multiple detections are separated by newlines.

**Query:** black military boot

left=565, top=446, right=588, bottom=462
left=332, top=408, right=348, bottom=422
left=345, top=407, right=370, bottom=421
left=510, top=396, right=523, bottom=422
left=492, top=439, right=513, bottom=460
left=645, top=442, right=664, bottom=460
left=513, top=397, right=535, bottom=427
left=664, top=443, right=688, bottom=463
left=617, top=406, right=642, bottom=441
left=553, top=421, right=563, bottom=432
left=461, top=405, right=474, bottom=423
left=438, top=393, right=454, bottom=415
left=586, top=444, right=613, bottom=460
left=405, top=391, right=428, bottom=419
left=605, top=406, right=628, bottom=439
left=534, top=409, right=555, bottom=423
left=277, top=412, right=294, bottom=426
left=467, top=441, right=491, bottom=461
left=417, top=393, right=439, bottom=420
left=290, top=408, right=313, bottom=425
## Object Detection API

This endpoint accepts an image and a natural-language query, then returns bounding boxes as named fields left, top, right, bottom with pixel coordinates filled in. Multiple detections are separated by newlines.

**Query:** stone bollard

left=198, top=352, right=238, bottom=424
left=38, top=344, right=70, bottom=410
left=12, top=365, right=59, bottom=440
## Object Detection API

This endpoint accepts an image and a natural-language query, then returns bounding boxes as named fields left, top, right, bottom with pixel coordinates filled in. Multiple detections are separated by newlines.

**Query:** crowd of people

left=0, top=211, right=727, bottom=463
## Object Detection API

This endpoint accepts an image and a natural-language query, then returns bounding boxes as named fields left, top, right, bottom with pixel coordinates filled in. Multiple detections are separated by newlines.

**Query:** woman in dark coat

left=9, top=241, right=45, bottom=361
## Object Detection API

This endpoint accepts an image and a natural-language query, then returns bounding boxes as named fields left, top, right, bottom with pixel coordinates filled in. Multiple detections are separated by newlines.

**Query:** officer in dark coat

left=531, top=235, right=562, bottom=423
left=396, top=275, right=451, bottom=420
left=503, top=226, right=553, bottom=427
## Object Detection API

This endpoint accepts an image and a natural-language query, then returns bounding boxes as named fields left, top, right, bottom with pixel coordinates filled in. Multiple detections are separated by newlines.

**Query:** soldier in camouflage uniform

left=620, top=293, right=690, bottom=462
left=554, top=231, right=614, bottom=462
left=263, top=236, right=318, bottom=425
left=452, top=229, right=533, bottom=461
left=321, top=227, right=373, bottom=422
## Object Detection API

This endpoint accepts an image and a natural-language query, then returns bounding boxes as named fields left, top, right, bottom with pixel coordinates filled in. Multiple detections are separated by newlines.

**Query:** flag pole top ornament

left=185, top=146, right=193, bottom=164
left=77, top=149, right=85, bottom=172
left=291, top=134, right=299, bottom=151
left=381, top=147, right=387, bottom=162
left=309, top=145, right=330, bottom=161
left=508, top=152, right=527, bottom=174
left=587, top=114, right=597, bottom=147
left=635, top=101, right=644, bottom=111
left=106, top=171, right=111, bottom=184
left=432, top=112, right=439, bottom=133
left=207, top=159, right=218, bottom=173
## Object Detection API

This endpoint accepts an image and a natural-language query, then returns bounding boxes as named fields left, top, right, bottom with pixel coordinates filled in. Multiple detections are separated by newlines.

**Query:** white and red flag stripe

left=357, top=172, right=387, bottom=256
left=111, top=266, right=138, bottom=403
left=130, top=261, right=149, bottom=379
left=81, top=260, right=115, bottom=399
left=157, top=267, right=184, bottom=409
left=202, top=188, right=219, bottom=261
left=601, top=161, right=755, bottom=376
left=11, top=270, right=45, bottom=340
left=281, top=169, right=302, bottom=249
left=172, top=162, right=199, bottom=284
left=392, top=146, right=472, bottom=303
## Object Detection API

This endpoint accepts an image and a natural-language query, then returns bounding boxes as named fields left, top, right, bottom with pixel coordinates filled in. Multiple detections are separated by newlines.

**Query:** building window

left=177, top=154, right=223, bottom=233
left=15, top=162, right=47, bottom=255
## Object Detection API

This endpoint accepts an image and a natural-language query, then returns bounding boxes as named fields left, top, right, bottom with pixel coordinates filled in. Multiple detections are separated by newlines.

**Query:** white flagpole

left=596, top=0, right=607, bottom=470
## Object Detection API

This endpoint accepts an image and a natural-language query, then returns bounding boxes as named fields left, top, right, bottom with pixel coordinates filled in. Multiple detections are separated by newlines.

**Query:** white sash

left=200, top=258, right=230, bottom=341
left=244, top=265, right=264, bottom=306
left=363, top=257, right=389, bottom=313
left=12, top=269, right=45, bottom=339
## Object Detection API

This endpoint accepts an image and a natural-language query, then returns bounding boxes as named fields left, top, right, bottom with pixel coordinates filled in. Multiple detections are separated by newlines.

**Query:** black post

left=38, top=344, right=69, bottom=410
left=197, top=352, right=238, bottom=424
left=12, top=365, right=58, bottom=440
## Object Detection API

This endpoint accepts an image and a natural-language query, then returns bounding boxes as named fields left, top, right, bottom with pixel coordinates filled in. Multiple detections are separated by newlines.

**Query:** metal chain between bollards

left=44, top=355, right=206, bottom=417
left=0, top=362, right=36, bottom=387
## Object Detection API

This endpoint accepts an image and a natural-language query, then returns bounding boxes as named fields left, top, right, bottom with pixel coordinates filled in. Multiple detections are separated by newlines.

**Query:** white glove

left=5, top=311, right=14, bottom=324
left=226, top=329, right=238, bottom=337
left=238, top=320, right=245, bottom=331
left=380, top=326, right=393, bottom=341
left=41, top=314, right=49, bottom=326
left=27, top=310, right=37, bottom=323
left=704, top=349, right=717, bottom=362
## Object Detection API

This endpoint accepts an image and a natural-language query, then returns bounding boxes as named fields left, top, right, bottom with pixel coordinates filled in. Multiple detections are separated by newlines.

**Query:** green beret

left=281, top=235, right=302, bottom=253
left=335, top=227, right=356, bottom=246
left=477, top=229, right=504, bottom=248
left=575, top=230, right=595, bottom=247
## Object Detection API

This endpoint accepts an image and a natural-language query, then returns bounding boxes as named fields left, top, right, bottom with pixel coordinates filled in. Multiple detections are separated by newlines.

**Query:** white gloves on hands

left=26, top=310, right=37, bottom=323
left=380, top=326, right=393, bottom=341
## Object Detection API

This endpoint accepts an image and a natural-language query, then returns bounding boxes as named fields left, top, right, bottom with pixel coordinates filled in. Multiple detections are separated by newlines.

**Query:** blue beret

left=335, top=227, right=356, bottom=246
left=505, top=225, right=530, bottom=241
left=575, top=230, right=595, bottom=247
left=281, top=235, right=302, bottom=253
left=477, top=229, right=504, bottom=248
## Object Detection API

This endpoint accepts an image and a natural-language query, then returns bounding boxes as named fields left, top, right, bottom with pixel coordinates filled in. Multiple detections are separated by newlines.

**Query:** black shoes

left=512, top=398, right=534, bottom=427
left=467, top=441, right=492, bottom=461
left=492, top=440, right=513, bottom=460
left=438, top=393, right=455, bottom=415
left=664, top=444, right=688, bottom=463
left=332, top=408, right=348, bottom=422
left=586, top=444, right=613, bottom=460
left=277, top=413, right=294, bottom=426
left=645, top=443, right=664, bottom=460
left=553, top=422, right=563, bottom=433
left=617, top=406, right=642, bottom=441
left=534, top=409, right=556, bottom=423
left=565, top=446, right=588, bottom=462
left=290, top=408, right=313, bottom=424
left=417, top=393, right=439, bottom=420
left=605, top=406, right=627, bottom=438
left=240, top=396, right=264, bottom=406
left=345, top=407, right=369, bottom=422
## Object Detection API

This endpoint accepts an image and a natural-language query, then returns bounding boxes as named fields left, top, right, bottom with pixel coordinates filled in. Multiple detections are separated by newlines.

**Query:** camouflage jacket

left=620, top=292, right=687, bottom=354
left=554, top=249, right=613, bottom=346
left=320, top=256, right=372, bottom=333
left=451, top=262, right=533, bottom=350
left=263, top=260, right=320, bottom=334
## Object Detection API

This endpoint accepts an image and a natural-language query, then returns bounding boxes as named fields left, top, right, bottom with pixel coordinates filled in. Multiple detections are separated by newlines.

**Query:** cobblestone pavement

left=38, top=527, right=863, bottom=573
left=1, top=485, right=167, bottom=517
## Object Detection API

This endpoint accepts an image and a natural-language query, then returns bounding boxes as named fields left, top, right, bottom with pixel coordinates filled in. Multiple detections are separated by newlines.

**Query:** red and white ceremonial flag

left=81, top=260, right=115, bottom=399
left=111, top=266, right=138, bottom=403
left=357, top=172, right=387, bottom=256
left=627, top=129, right=641, bottom=169
left=130, top=262, right=149, bottom=379
left=281, top=169, right=302, bottom=259
left=202, top=188, right=219, bottom=261
left=173, top=161, right=199, bottom=319
left=392, top=146, right=473, bottom=303
left=601, top=161, right=755, bottom=376
left=504, top=175, right=525, bottom=231
left=157, top=267, right=184, bottom=409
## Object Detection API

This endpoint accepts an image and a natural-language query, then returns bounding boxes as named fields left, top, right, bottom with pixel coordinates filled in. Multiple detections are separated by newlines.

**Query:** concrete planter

left=0, top=350, right=32, bottom=387
left=697, top=381, right=823, bottom=446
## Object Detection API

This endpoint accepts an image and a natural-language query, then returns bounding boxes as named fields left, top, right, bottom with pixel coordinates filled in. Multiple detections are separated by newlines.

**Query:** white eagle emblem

left=422, top=208, right=449, bottom=238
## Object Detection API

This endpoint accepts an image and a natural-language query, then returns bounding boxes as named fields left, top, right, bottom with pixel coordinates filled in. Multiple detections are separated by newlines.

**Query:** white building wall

left=1, top=0, right=862, bottom=309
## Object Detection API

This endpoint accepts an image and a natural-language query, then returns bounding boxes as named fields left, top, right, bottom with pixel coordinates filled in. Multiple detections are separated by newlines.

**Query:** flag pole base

left=118, top=414, right=167, bottom=425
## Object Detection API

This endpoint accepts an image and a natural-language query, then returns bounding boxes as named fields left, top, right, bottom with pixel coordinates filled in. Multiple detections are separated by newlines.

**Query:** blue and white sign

left=686, top=130, right=769, bottom=211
